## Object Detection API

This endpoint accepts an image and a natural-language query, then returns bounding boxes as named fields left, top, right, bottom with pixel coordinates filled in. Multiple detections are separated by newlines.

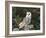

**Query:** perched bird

left=19, top=12, right=32, bottom=30
left=25, top=12, right=31, bottom=25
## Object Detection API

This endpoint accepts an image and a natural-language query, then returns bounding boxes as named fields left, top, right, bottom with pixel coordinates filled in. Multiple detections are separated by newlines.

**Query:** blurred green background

left=12, top=7, right=40, bottom=31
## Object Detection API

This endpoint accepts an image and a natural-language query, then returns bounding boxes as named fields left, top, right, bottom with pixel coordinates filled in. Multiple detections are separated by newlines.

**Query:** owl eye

left=29, top=14, right=30, bottom=15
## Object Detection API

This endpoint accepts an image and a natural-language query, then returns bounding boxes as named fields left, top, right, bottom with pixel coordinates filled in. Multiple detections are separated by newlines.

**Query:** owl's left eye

left=28, top=14, right=30, bottom=15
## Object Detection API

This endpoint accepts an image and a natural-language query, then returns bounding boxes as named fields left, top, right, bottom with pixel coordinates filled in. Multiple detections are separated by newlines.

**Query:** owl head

left=26, top=12, right=31, bottom=17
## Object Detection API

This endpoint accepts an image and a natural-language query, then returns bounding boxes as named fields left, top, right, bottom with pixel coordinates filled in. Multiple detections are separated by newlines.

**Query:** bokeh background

left=12, top=7, right=40, bottom=31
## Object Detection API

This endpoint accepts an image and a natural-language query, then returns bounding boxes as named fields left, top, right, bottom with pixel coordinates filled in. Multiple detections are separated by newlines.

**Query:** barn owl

left=19, top=12, right=31, bottom=30
left=26, top=12, right=31, bottom=24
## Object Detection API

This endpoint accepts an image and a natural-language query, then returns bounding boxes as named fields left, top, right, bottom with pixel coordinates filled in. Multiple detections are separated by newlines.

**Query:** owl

left=25, top=12, right=31, bottom=24
left=19, top=12, right=31, bottom=30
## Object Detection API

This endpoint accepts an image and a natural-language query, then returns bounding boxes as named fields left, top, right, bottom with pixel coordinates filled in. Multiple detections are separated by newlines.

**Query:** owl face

left=26, top=12, right=31, bottom=17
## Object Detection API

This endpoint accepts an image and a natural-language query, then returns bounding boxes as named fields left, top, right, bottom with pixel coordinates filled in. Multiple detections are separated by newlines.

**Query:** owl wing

left=25, top=17, right=29, bottom=24
left=25, top=16, right=31, bottom=24
left=19, top=17, right=26, bottom=28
